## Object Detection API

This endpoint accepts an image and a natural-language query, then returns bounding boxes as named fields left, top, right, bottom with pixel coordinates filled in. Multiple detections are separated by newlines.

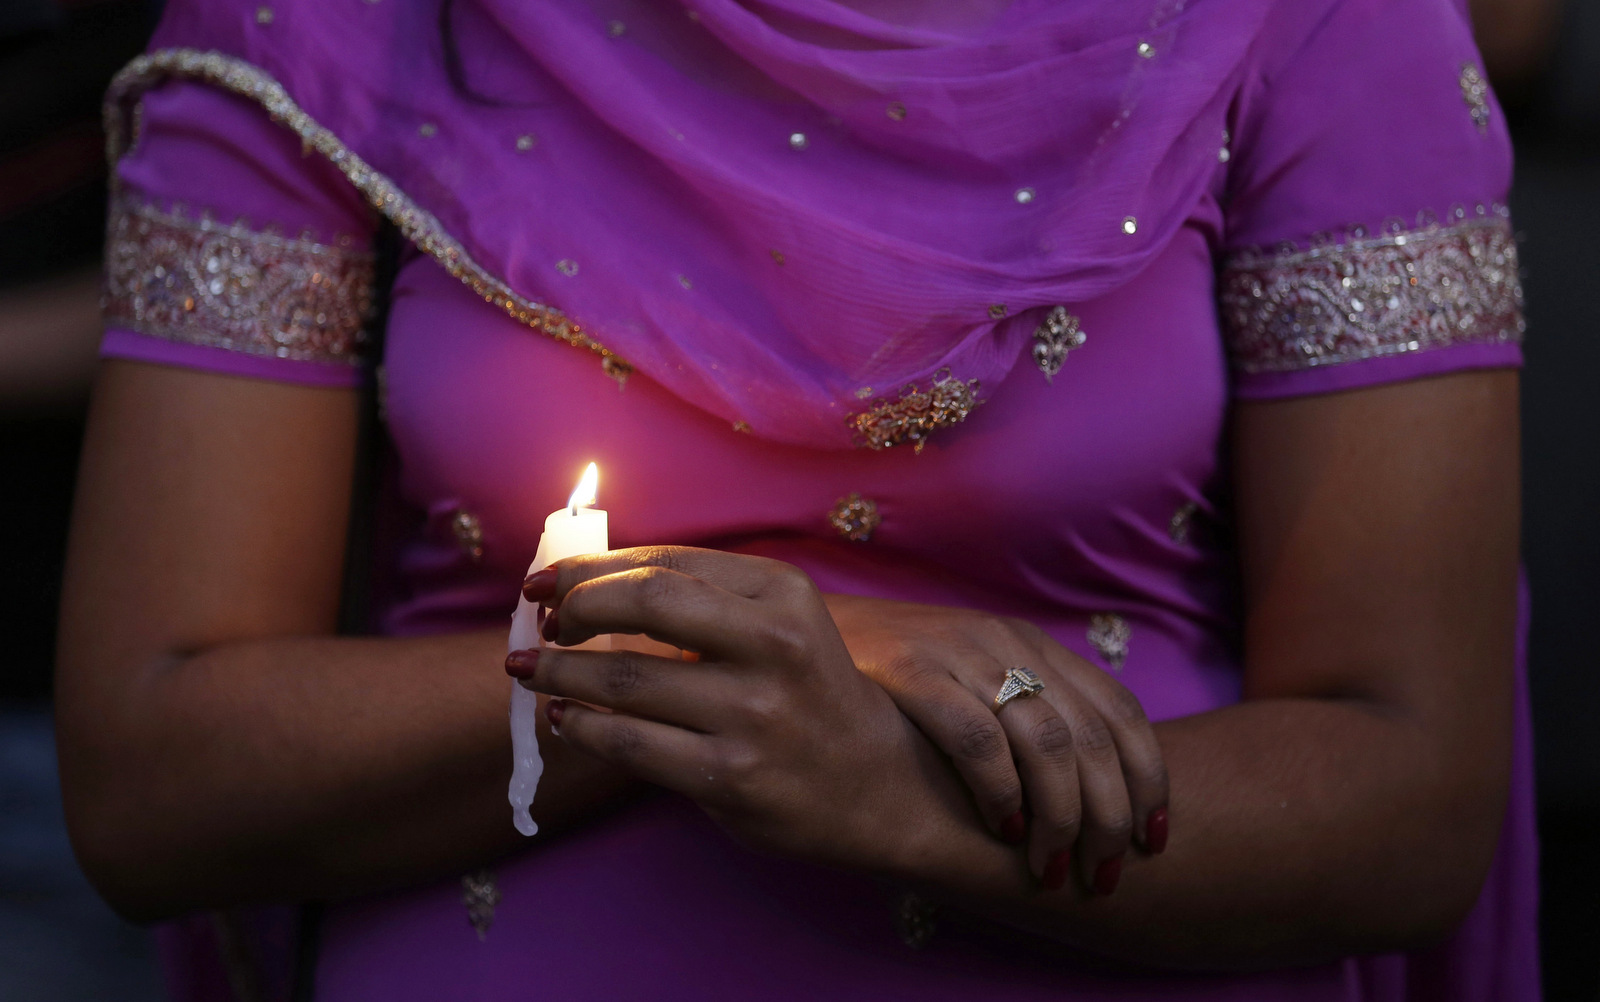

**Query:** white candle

left=508, top=462, right=608, bottom=836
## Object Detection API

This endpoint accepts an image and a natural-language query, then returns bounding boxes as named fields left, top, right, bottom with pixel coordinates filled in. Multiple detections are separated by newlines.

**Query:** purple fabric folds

left=138, top=0, right=1274, bottom=446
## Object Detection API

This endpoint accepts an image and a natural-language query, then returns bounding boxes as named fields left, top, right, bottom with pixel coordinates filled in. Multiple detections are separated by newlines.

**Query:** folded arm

left=55, top=360, right=636, bottom=922
left=895, top=369, right=1521, bottom=965
left=522, top=369, right=1520, bottom=969
left=60, top=359, right=1519, bottom=970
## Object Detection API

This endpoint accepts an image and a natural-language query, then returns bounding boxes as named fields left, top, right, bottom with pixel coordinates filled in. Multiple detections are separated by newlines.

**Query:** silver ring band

left=992, top=666, right=1045, bottom=712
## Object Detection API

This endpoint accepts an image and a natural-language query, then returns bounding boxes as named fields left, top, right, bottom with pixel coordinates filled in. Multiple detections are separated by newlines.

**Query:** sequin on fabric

left=1032, top=306, right=1086, bottom=381
left=451, top=509, right=485, bottom=561
left=893, top=891, right=937, bottom=949
left=105, top=50, right=634, bottom=383
left=1460, top=63, right=1490, bottom=133
left=828, top=493, right=881, bottom=541
left=1087, top=613, right=1130, bottom=672
left=1168, top=501, right=1198, bottom=544
left=1218, top=215, right=1523, bottom=373
left=847, top=370, right=979, bottom=452
left=460, top=869, right=501, bottom=940
left=103, top=194, right=373, bottom=364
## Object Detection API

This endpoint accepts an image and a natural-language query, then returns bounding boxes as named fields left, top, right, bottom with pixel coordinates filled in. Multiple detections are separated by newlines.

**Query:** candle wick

left=570, top=504, right=578, bottom=516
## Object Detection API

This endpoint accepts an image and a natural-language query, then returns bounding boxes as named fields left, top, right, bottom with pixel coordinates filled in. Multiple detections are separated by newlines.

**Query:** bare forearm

left=58, top=629, right=635, bottom=921
left=898, top=697, right=1508, bottom=969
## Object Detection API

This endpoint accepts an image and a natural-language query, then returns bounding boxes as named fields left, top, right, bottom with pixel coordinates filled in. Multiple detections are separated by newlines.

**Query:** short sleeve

left=101, top=78, right=379, bottom=387
left=1218, top=0, right=1525, bottom=399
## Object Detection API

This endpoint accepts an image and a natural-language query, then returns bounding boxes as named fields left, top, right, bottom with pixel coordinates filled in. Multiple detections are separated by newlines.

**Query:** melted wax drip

left=507, top=567, right=547, bottom=836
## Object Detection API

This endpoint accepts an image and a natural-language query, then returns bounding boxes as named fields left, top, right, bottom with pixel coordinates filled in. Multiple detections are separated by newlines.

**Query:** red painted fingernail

left=1093, top=855, right=1124, bottom=896
left=541, top=608, right=560, bottom=642
left=522, top=568, right=559, bottom=602
left=545, top=699, right=565, bottom=730
left=1000, top=811, right=1026, bottom=845
left=505, top=649, right=540, bottom=679
left=1147, top=807, right=1168, bottom=855
left=1042, top=849, right=1072, bottom=891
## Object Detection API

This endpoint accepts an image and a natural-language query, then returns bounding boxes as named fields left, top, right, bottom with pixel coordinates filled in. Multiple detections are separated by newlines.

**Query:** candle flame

left=568, top=462, right=599, bottom=513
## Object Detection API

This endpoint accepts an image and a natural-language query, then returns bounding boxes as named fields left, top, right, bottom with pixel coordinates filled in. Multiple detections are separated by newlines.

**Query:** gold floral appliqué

left=848, top=370, right=979, bottom=452
left=828, top=493, right=881, bottom=541
left=103, top=195, right=373, bottom=364
left=1218, top=214, right=1523, bottom=373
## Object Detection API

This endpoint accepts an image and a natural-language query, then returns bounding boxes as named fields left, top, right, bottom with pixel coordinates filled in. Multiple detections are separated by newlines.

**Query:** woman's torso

left=320, top=203, right=1357, bottom=1001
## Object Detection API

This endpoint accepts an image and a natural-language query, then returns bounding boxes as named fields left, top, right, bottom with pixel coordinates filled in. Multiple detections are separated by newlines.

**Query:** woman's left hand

left=825, top=594, right=1169, bottom=895
left=506, top=546, right=975, bottom=875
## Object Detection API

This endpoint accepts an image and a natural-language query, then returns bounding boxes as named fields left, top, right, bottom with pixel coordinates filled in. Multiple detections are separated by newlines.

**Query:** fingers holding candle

left=549, top=702, right=723, bottom=798
left=539, top=564, right=771, bottom=660
left=512, top=547, right=958, bottom=875
left=522, top=567, right=560, bottom=602
left=528, top=546, right=797, bottom=605
left=506, top=645, right=734, bottom=733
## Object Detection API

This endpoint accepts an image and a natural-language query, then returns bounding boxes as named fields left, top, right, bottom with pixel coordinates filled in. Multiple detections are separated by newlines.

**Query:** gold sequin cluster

left=103, top=194, right=373, bottom=364
left=848, top=370, right=980, bottom=452
left=1218, top=214, right=1523, bottom=374
left=105, top=49, right=634, bottom=383
left=828, top=493, right=880, bottom=541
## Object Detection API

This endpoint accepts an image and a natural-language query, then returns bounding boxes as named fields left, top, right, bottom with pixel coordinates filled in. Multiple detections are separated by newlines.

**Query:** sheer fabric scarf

left=141, top=0, right=1271, bottom=447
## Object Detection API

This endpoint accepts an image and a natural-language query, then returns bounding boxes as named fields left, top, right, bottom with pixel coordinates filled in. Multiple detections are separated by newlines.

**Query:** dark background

left=1, top=0, right=1596, bottom=998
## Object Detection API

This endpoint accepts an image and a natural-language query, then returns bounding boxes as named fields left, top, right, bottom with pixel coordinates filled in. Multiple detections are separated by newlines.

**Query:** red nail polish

left=1000, top=811, right=1026, bottom=845
left=541, top=608, right=560, bottom=642
left=522, top=568, right=559, bottom=602
left=1147, top=807, right=1168, bottom=855
left=1042, top=849, right=1072, bottom=891
left=545, top=699, right=565, bottom=730
left=1093, top=855, right=1124, bottom=896
left=505, top=649, right=540, bottom=679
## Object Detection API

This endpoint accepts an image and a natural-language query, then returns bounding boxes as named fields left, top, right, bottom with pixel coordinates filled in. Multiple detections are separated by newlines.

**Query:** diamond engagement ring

left=992, top=666, right=1045, bottom=711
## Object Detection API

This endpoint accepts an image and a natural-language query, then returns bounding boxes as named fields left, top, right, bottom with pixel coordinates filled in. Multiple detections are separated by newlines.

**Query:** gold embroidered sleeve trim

left=1218, top=214, right=1524, bottom=374
left=104, top=49, right=631, bottom=382
left=104, top=194, right=374, bottom=364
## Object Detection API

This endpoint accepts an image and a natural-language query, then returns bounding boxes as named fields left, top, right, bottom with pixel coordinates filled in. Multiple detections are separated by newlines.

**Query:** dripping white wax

left=507, top=501, right=608, bottom=836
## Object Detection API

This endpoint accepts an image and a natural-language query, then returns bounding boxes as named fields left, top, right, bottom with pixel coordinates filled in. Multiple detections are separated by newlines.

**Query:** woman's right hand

left=824, top=594, right=1169, bottom=895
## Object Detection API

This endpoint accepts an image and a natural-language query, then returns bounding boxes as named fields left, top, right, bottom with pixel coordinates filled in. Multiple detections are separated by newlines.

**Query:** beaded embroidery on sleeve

left=1218, top=212, right=1524, bottom=373
left=103, top=191, right=375, bottom=365
left=106, top=50, right=632, bottom=383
